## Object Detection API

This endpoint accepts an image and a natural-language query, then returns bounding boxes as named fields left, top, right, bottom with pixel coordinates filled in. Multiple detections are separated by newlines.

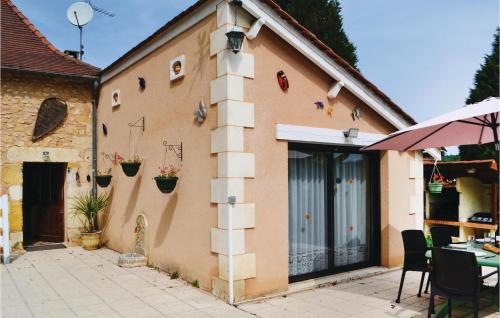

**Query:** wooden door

left=23, top=163, right=66, bottom=243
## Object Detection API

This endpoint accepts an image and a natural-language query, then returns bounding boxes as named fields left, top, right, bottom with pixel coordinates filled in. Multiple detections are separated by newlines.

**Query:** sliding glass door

left=288, top=144, right=379, bottom=281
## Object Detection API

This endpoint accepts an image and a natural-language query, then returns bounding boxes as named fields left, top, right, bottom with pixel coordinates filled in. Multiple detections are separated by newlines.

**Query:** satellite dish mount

left=67, top=2, right=94, bottom=60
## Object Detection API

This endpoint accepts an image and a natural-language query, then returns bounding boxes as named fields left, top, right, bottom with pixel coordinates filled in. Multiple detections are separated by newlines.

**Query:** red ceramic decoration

left=276, top=70, right=289, bottom=91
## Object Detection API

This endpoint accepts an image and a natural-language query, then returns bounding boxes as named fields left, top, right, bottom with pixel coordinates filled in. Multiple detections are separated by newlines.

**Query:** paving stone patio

left=2, top=247, right=499, bottom=318
left=239, top=269, right=500, bottom=318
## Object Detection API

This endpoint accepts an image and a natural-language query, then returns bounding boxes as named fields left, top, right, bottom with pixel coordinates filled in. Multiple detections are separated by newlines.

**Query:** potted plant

left=95, top=168, right=112, bottom=188
left=71, top=191, right=109, bottom=250
left=120, top=155, right=142, bottom=177
left=428, top=173, right=445, bottom=194
left=154, top=165, right=180, bottom=193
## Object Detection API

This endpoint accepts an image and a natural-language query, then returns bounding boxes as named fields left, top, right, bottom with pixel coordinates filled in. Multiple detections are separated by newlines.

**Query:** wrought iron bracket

left=162, top=141, right=183, bottom=161
left=128, top=116, right=145, bottom=132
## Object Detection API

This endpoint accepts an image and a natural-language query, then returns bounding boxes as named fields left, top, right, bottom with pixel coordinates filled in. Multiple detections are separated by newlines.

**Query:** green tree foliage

left=276, top=0, right=358, bottom=69
left=458, top=28, right=499, bottom=160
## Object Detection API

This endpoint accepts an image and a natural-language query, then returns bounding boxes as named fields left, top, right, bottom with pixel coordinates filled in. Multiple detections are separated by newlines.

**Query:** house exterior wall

left=0, top=70, right=94, bottom=249
left=241, top=27, right=420, bottom=297
left=97, top=14, right=218, bottom=291
left=98, top=2, right=421, bottom=301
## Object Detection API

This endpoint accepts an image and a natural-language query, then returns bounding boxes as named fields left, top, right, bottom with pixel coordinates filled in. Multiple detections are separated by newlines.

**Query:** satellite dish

left=66, top=2, right=93, bottom=26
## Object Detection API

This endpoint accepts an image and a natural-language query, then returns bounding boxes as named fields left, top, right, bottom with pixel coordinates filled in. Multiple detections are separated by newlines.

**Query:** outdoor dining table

left=425, top=244, right=499, bottom=317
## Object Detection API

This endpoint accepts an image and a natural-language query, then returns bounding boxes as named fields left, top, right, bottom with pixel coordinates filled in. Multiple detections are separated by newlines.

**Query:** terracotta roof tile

left=1, top=0, right=99, bottom=77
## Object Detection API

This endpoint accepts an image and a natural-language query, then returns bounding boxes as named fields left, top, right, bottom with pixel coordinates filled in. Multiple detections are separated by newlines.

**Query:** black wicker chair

left=427, top=248, right=498, bottom=318
left=396, top=230, right=431, bottom=303
left=430, top=226, right=452, bottom=248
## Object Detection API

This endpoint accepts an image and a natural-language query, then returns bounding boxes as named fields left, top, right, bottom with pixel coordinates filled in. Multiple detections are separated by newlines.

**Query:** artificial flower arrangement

left=120, top=154, right=142, bottom=177
left=95, top=167, right=112, bottom=188
left=154, top=164, right=181, bottom=193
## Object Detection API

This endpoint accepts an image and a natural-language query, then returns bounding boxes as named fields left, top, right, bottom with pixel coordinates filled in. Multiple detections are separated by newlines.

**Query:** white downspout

left=227, top=195, right=236, bottom=304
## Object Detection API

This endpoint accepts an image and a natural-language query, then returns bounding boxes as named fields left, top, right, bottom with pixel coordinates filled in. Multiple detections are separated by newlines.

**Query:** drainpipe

left=91, top=78, right=101, bottom=199
left=227, top=195, right=236, bottom=305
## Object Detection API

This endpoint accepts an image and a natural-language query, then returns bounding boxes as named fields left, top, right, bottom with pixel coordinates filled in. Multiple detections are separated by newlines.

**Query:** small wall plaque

left=169, top=55, right=185, bottom=81
left=111, top=89, right=121, bottom=107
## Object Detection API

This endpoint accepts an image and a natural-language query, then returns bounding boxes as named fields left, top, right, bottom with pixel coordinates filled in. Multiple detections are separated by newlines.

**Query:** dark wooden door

left=23, top=163, right=66, bottom=243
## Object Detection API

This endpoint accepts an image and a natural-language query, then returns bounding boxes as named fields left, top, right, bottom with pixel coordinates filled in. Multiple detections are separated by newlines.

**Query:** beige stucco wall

left=242, top=27, right=416, bottom=297
left=1, top=71, right=93, bottom=249
left=97, top=14, right=217, bottom=290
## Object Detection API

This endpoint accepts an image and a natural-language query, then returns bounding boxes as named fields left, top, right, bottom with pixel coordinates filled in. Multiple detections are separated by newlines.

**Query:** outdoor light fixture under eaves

left=343, top=128, right=359, bottom=138
left=226, top=0, right=246, bottom=54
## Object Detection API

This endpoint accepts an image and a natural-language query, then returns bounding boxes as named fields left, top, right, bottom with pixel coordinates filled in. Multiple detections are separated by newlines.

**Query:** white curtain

left=288, top=150, right=328, bottom=276
left=333, top=153, right=369, bottom=267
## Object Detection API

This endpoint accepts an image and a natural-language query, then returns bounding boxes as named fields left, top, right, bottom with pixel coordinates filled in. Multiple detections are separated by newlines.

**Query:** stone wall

left=1, top=70, right=94, bottom=249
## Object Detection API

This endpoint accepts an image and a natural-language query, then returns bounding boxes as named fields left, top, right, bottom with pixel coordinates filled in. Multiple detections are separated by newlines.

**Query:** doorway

left=288, top=144, right=380, bottom=282
left=23, top=162, right=66, bottom=244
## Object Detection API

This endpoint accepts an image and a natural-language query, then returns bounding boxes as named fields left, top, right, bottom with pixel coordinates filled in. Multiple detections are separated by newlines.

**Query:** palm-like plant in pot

left=71, top=191, right=109, bottom=250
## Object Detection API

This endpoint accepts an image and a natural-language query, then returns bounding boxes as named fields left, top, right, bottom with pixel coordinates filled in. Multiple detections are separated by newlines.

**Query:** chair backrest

left=431, top=248, right=478, bottom=297
left=401, top=230, right=428, bottom=268
left=430, top=226, right=452, bottom=247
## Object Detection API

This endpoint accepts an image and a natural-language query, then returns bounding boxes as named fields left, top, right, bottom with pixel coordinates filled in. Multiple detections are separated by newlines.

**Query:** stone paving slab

left=239, top=270, right=500, bottom=318
left=1, top=247, right=251, bottom=318
left=2, top=247, right=499, bottom=318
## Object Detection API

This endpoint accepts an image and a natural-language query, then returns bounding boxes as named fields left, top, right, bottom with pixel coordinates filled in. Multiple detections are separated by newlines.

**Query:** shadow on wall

left=123, top=174, right=142, bottom=224
left=155, top=192, right=178, bottom=247
left=99, top=187, right=115, bottom=246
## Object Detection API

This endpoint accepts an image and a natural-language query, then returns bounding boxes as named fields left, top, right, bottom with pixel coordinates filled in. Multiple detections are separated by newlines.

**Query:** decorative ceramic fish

left=327, top=105, right=334, bottom=117
left=351, top=107, right=362, bottom=121
left=102, top=123, right=108, bottom=136
left=314, top=101, right=324, bottom=109
left=194, top=99, right=207, bottom=123
left=138, top=77, right=146, bottom=91
left=276, top=70, right=289, bottom=91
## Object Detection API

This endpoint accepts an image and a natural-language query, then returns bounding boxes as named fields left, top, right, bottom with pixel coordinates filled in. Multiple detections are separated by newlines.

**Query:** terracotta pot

left=154, top=176, right=178, bottom=193
left=120, top=162, right=141, bottom=177
left=95, top=175, right=112, bottom=187
left=81, top=231, right=102, bottom=250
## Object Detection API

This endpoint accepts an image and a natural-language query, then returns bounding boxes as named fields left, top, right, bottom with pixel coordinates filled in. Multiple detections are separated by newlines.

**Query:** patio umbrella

left=363, top=97, right=500, bottom=219
left=362, top=97, right=499, bottom=153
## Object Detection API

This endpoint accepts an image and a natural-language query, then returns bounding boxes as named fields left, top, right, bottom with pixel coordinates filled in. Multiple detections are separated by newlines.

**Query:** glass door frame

left=288, top=143, right=381, bottom=283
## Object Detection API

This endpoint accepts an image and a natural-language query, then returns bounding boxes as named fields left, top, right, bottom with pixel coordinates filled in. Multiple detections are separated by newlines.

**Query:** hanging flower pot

left=428, top=161, right=446, bottom=194
left=154, top=165, right=181, bottom=193
left=120, top=159, right=142, bottom=177
left=428, top=182, right=443, bottom=194
left=154, top=176, right=178, bottom=193
left=96, top=175, right=112, bottom=188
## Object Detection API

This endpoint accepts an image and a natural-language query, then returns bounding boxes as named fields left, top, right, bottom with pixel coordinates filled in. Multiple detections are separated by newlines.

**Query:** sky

left=12, top=1, right=499, bottom=129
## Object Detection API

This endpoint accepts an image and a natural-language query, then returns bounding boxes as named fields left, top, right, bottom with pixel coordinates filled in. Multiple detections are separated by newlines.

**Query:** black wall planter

left=154, top=177, right=178, bottom=193
left=95, top=175, right=112, bottom=188
left=121, top=162, right=141, bottom=177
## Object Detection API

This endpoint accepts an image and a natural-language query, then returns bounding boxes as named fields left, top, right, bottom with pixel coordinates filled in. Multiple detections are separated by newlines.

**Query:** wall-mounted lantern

left=226, top=0, right=245, bottom=54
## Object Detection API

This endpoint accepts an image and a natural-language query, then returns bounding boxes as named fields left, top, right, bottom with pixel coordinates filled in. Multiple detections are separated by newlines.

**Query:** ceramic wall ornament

left=314, top=101, right=324, bottom=109
left=138, top=77, right=146, bottom=91
left=102, top=123, right=108, bottom=136
left=111, top=89, right=121, bottom=107
left=194, top=99, right=207, bottom=123
left=326, top=105, right=334, bottom=117
left=276, top=70, right=289, bottom=91
left=351, top=107, right=362, bottom=121
left=169, top=55, right=185, bottom=81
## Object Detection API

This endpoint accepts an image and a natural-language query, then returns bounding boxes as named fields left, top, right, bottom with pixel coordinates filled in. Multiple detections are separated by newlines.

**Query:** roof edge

left=3, top=0, right=100, bottom=73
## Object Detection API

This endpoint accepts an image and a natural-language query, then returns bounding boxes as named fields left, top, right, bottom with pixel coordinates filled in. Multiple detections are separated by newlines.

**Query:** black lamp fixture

left=343, top=128, right=359, bottom=138
left=225, top=0, right=245, bottom=54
